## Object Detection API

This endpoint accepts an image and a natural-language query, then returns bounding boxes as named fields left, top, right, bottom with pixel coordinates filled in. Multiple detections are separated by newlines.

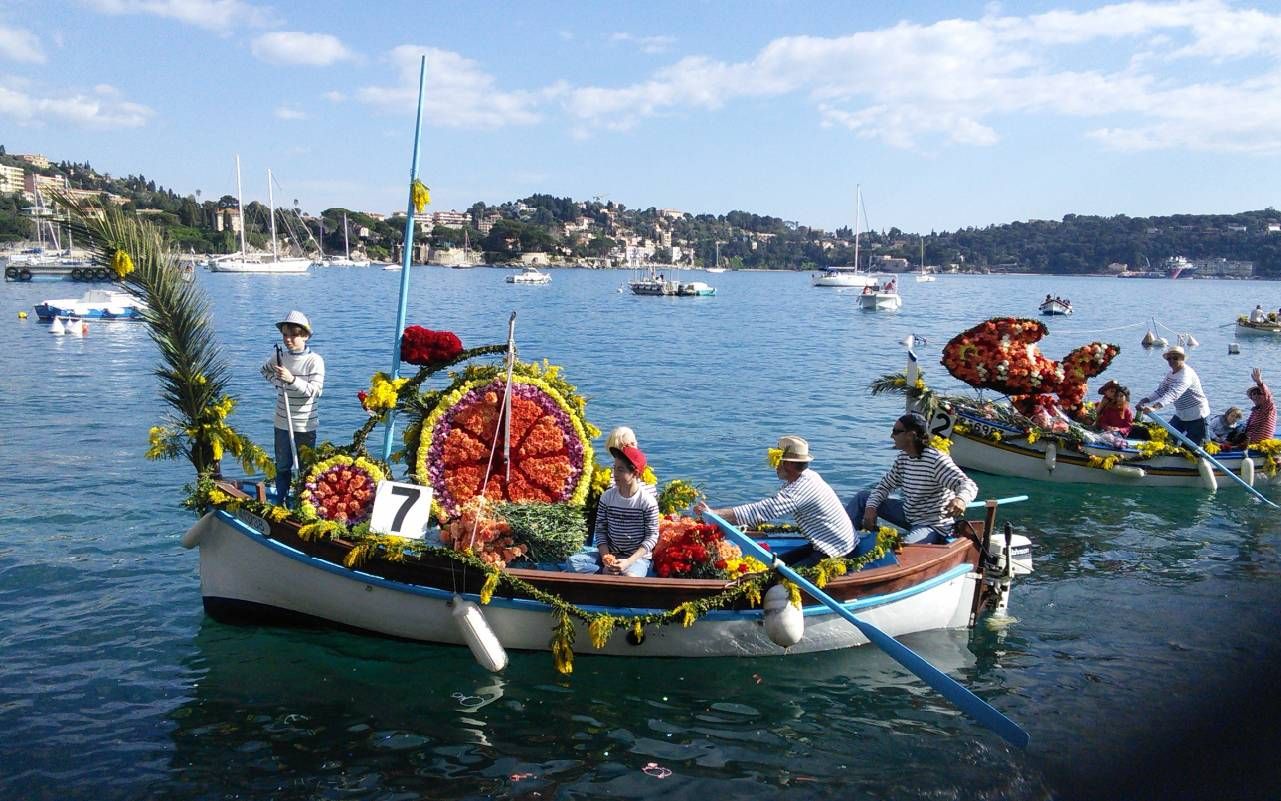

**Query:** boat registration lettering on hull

left=234, top=508, right=270, bottom=536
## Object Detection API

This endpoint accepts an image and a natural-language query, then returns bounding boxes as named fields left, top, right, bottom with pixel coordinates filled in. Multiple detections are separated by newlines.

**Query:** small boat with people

left=1038, top=296, right=1072, bottom=315
left=875, top=320, right=1281, bottom=493
left=34, top=288, right=147, bottom=322
left=1237, top=309, right=1281, bottom=337
left=856, top=277, right=902, bottom=311
left=505, top=266, right=552, bottom=285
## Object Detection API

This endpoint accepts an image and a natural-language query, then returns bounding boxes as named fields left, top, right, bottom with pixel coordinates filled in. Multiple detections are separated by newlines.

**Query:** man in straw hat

left=260, top=310, right=325, bottom=504
left=697, top=435, right=854, bottom=566
left=848, top=412, right=978, bottom=545
left=1136, top=345, right=1209, bottom=444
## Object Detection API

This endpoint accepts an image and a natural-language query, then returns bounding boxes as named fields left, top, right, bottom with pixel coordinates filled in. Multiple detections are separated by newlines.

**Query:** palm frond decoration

left=53, top=194, right=272, bottom=479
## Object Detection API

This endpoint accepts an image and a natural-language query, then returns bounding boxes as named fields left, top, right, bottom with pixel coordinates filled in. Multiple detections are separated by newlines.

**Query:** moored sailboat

left=208, top=157, right=311, bottom=274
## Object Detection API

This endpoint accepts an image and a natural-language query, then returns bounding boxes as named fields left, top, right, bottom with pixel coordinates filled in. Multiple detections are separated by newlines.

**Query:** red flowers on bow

left=401, top=326, right=463, bottom=367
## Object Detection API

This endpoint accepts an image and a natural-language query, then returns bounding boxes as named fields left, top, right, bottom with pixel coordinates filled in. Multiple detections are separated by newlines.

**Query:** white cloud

left=610, top=32, right=676, bottom=55
left=0, top=78, right=154, bottom=128
left=356, top=45, right=545, bottom=129
left=274, top=105, right=306, bottom=120
left=323, top=90, right=345, bottom=102
left=83, top=0, right=279, bottom=32
left=0, top=24, right=45, bottom=63
left=251, top=31, right=353, bottom=66
left=561, top=0, right=1281, bottom=154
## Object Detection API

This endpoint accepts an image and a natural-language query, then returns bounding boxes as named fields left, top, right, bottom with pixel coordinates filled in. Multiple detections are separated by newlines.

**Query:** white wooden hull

left=1237, top=321, right=1281, bottom=337
left=182, top=511, right=981, bottom=659
left=947, top=425, right=1273, bottom=488
left=1038, top=301, right=1072, bottom=315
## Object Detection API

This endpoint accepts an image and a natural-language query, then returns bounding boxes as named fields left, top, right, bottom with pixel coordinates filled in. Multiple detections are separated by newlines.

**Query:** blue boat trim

left=212, top=510, right=970, bottom=620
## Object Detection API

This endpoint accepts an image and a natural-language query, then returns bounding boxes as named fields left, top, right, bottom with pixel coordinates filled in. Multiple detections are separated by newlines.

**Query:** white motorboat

left=34, top=288, right=147, bottom=321
left=1038, top=298, right=1072, bottom=316
left=506, top=266, right=551, bottom=285
left=856, top=276, right=902, bottom=311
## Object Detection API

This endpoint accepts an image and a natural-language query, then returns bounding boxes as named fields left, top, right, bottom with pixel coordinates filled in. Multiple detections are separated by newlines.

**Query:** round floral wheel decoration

left=299, top=455, right=387, bottom=524
left=416, top=374, right=594, bottom=521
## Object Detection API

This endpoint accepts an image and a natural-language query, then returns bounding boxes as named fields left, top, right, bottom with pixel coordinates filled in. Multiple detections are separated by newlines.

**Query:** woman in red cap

left=566, top=442, right=659, bottom=576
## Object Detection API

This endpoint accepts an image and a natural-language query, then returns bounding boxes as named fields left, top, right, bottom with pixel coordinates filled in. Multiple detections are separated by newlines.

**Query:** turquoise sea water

left=3, top=267, right=1281, bottom=800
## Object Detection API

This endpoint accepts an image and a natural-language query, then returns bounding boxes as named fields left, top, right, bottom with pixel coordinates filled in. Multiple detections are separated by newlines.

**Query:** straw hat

left=276, top=310, right=312, bottom=336
left=775, top=435, right=813, bottom=463
left=1164, top=345, right=1185, bottom=360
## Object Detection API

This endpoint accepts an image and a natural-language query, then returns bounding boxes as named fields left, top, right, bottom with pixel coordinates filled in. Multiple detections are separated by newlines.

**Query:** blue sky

left=1, top=0, right=1279, bottom=233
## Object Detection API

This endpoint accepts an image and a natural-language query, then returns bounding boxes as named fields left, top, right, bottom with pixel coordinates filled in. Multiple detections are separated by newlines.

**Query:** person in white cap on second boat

left=1137, top=345, right=1210, bottom=444
left=260, top=310, right=325, bottom=504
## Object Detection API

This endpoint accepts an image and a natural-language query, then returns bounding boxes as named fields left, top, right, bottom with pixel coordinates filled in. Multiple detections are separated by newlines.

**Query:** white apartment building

left=431, top=210, right=469, bottom=229
left=17, top=153, right=50, bottom=168
left=0, top=164, right=24, bottom=193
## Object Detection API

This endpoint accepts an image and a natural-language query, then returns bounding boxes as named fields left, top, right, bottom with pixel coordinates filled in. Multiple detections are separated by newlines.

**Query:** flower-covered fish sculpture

left=941, top=317, right=1119, bottom=420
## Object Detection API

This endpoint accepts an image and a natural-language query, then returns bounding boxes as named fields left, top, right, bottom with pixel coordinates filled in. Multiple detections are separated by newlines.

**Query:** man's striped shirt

left=731, top=469, right=854, bottom=557
left=866, top=448, right=978, bottom=529
left=1140, top=364, right=1210, bottom=422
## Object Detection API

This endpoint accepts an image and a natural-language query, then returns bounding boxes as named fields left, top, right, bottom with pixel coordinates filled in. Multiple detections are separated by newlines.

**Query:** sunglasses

left=891, top=426, right=907, bottom=435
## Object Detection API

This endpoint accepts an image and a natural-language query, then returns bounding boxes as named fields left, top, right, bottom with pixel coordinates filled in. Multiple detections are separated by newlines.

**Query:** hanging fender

left=1197, top=458, right=1218, bottom=492
left=1044, top=442, right=1056, bottom=472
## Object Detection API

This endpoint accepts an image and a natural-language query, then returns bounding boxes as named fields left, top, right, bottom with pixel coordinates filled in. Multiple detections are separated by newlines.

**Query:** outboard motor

left=979, top=522, right=1034, bottom=617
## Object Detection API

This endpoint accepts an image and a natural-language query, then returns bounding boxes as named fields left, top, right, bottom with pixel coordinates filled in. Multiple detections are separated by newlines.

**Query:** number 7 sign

left=369, top=480, right=434, bottom=540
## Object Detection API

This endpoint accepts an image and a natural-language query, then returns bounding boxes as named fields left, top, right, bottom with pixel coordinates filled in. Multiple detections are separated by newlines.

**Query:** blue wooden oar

left=1141, top=412, right=1279, bottom=509
left=699, top=508, right=1030, bottom=749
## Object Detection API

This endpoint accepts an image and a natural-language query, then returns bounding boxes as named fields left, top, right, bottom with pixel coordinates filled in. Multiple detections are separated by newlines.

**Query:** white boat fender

left=181, top=512, right=221, bottom=549
left=1228, top=343, right=1241, bottom=355
left=1197, top=458, right=1218, bottom=492
left=1110, top=465, right=1146, bottom=479
left=1241, top=457, right=1255, bottom=487
left=762, top=583, right=804, bottom=648
left=50, top=317, right=65, bottom=336
left=1044, top=442, right=1056, bottom=472
left=452, top=594, right=508, bottom=672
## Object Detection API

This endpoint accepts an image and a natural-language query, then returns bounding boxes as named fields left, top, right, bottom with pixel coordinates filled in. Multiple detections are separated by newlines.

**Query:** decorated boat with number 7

left=873, top=319, right=1281, bottom=491
left=47, top=64, right=1036, bottom=746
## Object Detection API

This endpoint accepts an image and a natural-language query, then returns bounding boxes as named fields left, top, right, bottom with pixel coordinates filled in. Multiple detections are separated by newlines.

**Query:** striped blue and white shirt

left=866, top=448, right=978, bottom=529
left=260, top=347, right=325, bottom=433
left=731, top=469, right=855, bottom=557
left=1139, top=364, right=1210, bottom=422
left=594, top=485, right=660, bottom=558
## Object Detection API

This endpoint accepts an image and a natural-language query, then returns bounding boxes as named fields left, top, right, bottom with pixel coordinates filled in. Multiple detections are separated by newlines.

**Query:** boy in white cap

left=1137, top=346, right=1209, bottom=444
left=260, top=310, right=325, bottom=504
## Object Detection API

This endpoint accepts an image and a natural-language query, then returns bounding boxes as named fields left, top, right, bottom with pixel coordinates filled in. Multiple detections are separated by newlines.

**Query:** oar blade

left=701, top=508, right=1030, bottom=748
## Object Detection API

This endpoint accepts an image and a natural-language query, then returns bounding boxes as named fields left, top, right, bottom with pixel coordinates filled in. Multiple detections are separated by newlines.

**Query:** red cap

left=611, top=444, right=647, bottom=474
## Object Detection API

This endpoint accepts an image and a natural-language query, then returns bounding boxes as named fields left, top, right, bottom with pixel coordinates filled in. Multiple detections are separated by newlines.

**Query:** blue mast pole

left=381, top=54, right=428, bottom=463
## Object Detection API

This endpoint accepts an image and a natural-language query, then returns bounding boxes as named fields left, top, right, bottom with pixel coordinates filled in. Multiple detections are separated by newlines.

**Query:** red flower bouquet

left=653, top=515, right=751, bottom=579
left=439, top=498, right=527, bottom=567
left=401, top=326, right=463, bottom=367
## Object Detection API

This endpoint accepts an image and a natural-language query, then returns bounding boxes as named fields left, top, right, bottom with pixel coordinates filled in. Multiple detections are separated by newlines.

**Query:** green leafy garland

left=202, top=506, right=903, bottom=674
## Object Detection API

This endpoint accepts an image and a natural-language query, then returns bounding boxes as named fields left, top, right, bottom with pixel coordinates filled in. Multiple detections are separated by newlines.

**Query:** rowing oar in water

left=1140, top=412, right=1279, bottom=509
left=698, top=506, right=1031, bottom=749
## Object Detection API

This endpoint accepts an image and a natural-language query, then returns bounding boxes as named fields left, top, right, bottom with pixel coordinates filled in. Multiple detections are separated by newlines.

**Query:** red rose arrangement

left=653, top=515, right=754, bottom=579
left=299, top=455, right=387, bottom=525
left=439, top=497, right=527, bottom=567
left=401, top=326, right=463, bottom=367
left=941, top=317, right=1118, bottom=419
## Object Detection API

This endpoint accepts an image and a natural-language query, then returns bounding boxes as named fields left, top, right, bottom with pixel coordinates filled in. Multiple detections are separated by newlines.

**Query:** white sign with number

left=369, top=480, right=434, bottom=540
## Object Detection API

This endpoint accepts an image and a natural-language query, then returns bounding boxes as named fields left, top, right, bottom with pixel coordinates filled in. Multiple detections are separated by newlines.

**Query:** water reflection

left=165, top=618, right=1048, bottom=799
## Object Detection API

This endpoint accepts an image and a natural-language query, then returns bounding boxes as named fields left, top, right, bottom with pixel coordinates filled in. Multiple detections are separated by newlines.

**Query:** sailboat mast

left=853, top=185, right=861, bottom=271
left=267, top=169, right=279, bottom=261
left=235, top=155, right=248, bottom=259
